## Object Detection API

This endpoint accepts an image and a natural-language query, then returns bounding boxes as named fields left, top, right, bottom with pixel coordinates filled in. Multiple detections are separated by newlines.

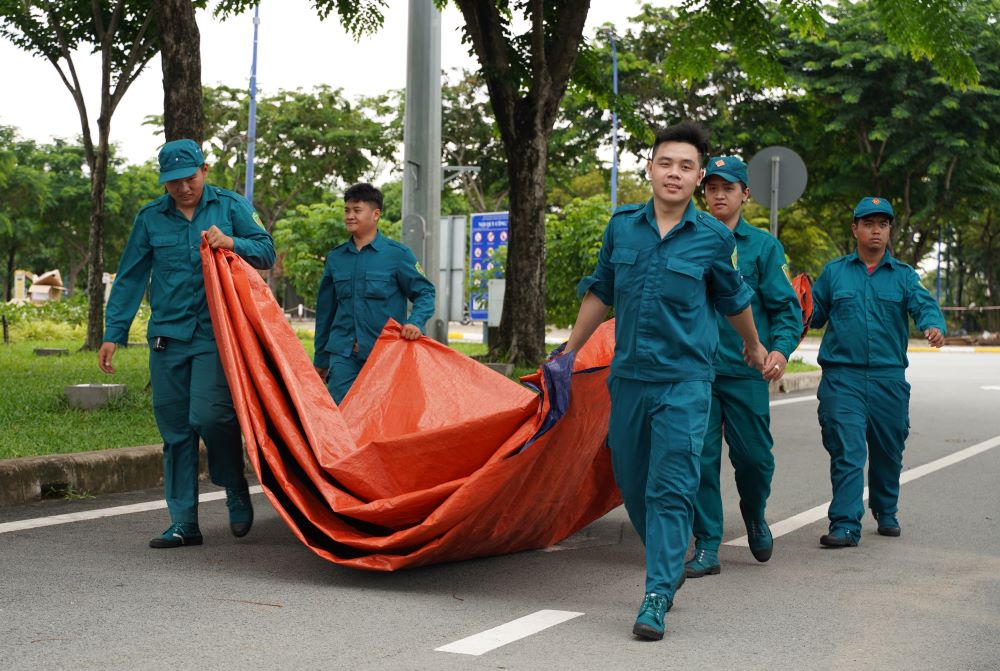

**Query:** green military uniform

left=104, top=181, right=274, bottom=527
left=691, top=216, right=802, bottom=557
left=313, top=230, right=435, bottom=403
left=578, top=198, right=754, bottom=604
left=812, top=246, right=944, bottom=542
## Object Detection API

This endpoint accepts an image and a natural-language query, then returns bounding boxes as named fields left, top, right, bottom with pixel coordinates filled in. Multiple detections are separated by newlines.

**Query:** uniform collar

left=642, top=198, right=699, bottom=235
left=848, top=249, right=895, bottom=269
left=347, top=229, right=384, bottom=254
left=733, top=216, right=755, bottom=238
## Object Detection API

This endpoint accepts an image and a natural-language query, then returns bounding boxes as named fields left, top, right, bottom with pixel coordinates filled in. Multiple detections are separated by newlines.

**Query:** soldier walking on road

left=811, top=196, right=945, bottom=547
left=563, top=122, right=767, bottom=640
left=99, top=139, right=275, bottom=549
left=686, top=156, right=802, bottom=579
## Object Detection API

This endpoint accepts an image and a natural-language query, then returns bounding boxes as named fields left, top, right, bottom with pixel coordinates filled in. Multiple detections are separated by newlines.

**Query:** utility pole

left=245, top=4, right=260, bottom=203
left=402, top=0, right=446, bottom=343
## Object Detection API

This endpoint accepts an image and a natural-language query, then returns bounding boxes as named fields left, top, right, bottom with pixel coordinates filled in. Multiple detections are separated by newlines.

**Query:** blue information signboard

left=468, top=211, right=509, bottom=322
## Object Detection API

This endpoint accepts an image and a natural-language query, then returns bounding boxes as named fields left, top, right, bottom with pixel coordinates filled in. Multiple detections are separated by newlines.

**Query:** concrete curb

left=770, top=370, right=822, bottom=395
left=0, top=444, right=206, bottom=508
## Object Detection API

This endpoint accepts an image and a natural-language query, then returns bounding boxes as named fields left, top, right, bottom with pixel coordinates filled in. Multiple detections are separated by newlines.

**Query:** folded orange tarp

left=201, top=243, right=622, bottom=570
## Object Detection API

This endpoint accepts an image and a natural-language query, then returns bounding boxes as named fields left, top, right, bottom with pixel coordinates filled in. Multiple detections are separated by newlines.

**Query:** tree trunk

left=153, top=0, right=204, bottom=143
left=4, top=246, right=16, bottom=302
left=495, top=128, right=548, bottom=363
left=84, top=122, right=111, bottom=350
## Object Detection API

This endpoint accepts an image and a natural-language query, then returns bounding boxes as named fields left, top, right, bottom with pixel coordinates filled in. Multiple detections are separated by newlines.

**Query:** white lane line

left=435, top=609, right=584, bottom=656
left=725, top=435, right=1000, bottom=547
left=982, top=386, right=1000, bottom=391
left=770, top=394, right=817, bottom=407
left=0, top=486, right=264, bottom=535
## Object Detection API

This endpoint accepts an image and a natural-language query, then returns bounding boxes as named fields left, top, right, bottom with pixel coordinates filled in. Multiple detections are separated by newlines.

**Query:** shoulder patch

left=251, top=211, right=265, bottom=229
left=781, top=263, right=792, bottom=284
left=731, top=247, right=739, bottom=269
left=414, top=261, right=424, bottom=275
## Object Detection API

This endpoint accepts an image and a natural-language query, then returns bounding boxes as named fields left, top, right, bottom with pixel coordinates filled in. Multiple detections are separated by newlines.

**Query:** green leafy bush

left=545, top=195, right=610, bottom=327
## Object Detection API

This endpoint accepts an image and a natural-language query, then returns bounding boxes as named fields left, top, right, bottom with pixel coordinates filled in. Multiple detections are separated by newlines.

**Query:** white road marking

left=725, top=435, right=1000, bottom=547
left=982, top=386, right=1000, bottom=391
left=769, top=394, right=818, bottom=407
left=0, top=486, right=264, bottom=535
left=435, top=609, right=584, bottom=656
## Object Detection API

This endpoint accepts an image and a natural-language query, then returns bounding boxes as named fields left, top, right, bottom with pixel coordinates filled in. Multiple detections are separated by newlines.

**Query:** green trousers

left=692, top=376, right=774, bottom=551
left=607, top=376, right=711, bottom=599
left=327, top=352, right=365, bottom=405
left=149, top=331, right=245, bottom=524
left=818, top=368, right=910, bottom=533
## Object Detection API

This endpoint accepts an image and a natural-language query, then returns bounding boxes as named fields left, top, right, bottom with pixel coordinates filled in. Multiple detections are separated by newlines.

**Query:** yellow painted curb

left=907, top=346, right=1000, bottom=353
left=447, top=332, right=466, bottom=339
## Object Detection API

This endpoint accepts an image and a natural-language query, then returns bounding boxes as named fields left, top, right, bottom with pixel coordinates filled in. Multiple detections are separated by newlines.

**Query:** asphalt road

left=2, top=350, right=998, bottom=670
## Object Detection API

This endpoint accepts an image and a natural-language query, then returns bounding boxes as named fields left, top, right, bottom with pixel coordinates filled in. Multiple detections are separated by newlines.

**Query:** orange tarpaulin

left=201, top=243, right=622, bottom=570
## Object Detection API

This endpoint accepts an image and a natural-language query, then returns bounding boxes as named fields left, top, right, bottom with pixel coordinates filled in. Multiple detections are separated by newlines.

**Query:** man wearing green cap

left=811, top=196, right=944, bottom=548
left=99, top=139, right=275, bottom=549
left=685, top=156, right=802, bottom=578
left=563, top=122, right=767, bottom=640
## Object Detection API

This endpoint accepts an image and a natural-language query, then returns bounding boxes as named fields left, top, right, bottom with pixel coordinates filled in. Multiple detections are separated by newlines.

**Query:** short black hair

left=343, top=183, right=383, bottom=210
left=651, top=121, right=710, bottom=161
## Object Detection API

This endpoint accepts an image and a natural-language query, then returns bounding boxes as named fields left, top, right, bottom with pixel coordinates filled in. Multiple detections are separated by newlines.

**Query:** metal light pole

left=402, top=0, right=445, bottom=343
left=610, top=32, right=619, bottom=211
left=244, top=4, right=260, bottom=204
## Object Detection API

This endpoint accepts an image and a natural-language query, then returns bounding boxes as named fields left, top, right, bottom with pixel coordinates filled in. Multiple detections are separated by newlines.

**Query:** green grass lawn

left=0, top=340, right=162, bottom=460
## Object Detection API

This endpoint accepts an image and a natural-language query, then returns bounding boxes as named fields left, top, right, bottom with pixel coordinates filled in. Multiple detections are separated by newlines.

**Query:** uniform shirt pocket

left=662, top=256, right=705, bottom=306
left=149, top=232, right=184, bottom=268
left=610, top=247, right=640, bottom=292
left=832, top=289, right=857, bottom=317
left=739, top=262, right=759, bottom=291
left=333, top=271, right=353, bottom=299
left=876, top=289, right=904, bottom=319
left=364, top=271, right=393, bottom=299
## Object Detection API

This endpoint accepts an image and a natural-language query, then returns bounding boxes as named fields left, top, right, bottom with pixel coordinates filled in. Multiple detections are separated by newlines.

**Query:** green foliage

left=545, top=195, right=611, bottom=327
left=0, top=298, right=150, bottom=342
left=0, top=340, right=161, bottom=459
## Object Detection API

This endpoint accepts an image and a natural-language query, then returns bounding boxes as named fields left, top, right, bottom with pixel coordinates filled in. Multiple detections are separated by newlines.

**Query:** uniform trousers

left=817, top=368, right=910, bottom=532
left=692, top=376, right=774, bottom=551
left=327, top=352, right=365, bottom=404
left=149, top=330, right=245, bottom=524
left=607, top=375, right=711, bottom=598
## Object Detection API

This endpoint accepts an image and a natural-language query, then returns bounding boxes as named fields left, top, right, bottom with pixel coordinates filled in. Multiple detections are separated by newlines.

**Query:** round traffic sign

left=747, top=146, right=808, bottom=209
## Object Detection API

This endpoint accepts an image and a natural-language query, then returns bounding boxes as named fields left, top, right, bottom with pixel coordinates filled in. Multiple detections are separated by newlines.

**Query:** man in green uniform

left=564, top=123, right=767, bottom=640
left=686, top=156, right=802, bottom=578
left=811, top=196, right=945, bottom=547
left=99, top=139, right=275, bottom=548
left=313, top=183, right=435, bottom=404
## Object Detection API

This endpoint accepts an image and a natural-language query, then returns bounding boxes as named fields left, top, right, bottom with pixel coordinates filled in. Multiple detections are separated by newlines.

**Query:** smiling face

left=703, top=175, right=748, bottom=227
left=852, top=214, right=892, bottom=258
left=344, top=199, right=380, bottom=242
left=647, top=140, right=704, bottom=208
left=163, top=164, right=208, bottom=211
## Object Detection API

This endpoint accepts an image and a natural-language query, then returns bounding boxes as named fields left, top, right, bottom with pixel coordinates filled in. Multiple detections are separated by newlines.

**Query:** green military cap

left=158, top=139, right=205, bottom=184
left=704, top=155, right=748, bottom=185
left=853, top=196, right=894, bottom=220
